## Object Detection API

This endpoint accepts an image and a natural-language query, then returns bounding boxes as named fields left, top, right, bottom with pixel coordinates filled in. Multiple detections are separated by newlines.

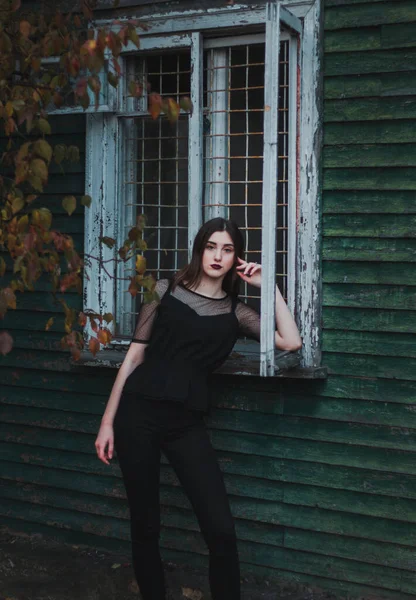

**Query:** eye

left=224, top=248, right=233, bottom=253
left=206, top=244, right=215, bottom=250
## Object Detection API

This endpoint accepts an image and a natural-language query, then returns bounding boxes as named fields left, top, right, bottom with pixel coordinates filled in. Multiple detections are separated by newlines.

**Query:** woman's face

left=201, top=230, right=236, bottom=280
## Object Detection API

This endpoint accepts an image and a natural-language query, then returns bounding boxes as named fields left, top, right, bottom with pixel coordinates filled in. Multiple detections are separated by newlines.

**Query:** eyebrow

left=207, top=241, right=235, bottom=247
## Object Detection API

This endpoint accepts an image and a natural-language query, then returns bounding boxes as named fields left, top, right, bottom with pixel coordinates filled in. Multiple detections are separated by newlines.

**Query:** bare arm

left=236, top=258, right=302, bottom=352
left=273, top=284, right=302, bottom=351
left=95, top=342, right=147, bottom=465
left=100, top=341, right=147, bottom=426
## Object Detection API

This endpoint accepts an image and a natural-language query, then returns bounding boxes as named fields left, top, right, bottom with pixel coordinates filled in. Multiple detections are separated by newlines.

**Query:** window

left=82, top=1, right=322, bottom=375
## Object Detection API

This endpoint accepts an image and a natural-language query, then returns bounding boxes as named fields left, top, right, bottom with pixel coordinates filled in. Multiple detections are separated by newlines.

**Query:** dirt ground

left=0, top=526, right=345, bottom=600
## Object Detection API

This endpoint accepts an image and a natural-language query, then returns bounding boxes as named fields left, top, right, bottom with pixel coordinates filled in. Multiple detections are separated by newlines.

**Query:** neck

left=190, top=273, right=226, bottom=298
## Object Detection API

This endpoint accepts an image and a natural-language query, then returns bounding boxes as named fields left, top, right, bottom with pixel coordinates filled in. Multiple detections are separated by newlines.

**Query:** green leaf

left=100, top=236, right=116, bottom=249
left=33, top=139, right=52, bottom=164
left=37, top=208, right=52, bottom=230
left=67, top=146, right=80, bottom=162
left=81, top=195, right=92, bottom=208
left=27, top=175, right=43, bottom=192
left=62, top=195, right=77, bottom=216
left=36, top=118, right=51, bottom=134
left=107, top=72, right=119, bottom=89
left=30, top=158, right=48, bottom=183
left=53, top=144, right=66, bottom=165
left=11, top=196, right=25, bottom=214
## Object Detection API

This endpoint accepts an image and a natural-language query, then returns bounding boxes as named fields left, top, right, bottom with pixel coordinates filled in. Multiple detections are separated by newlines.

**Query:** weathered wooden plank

left=323, top=237, right=416, bottom=262
left=323, top=306, right=416, bottom=334
left=48, top=114, right=86, bottom=134
left=323, top=190, right=416, bottom=214
left=0, top=480, right=413, bottom=588
left=324, top=214, right=416, bottom=237
left=0, top=478, right=283, bottom=547
left=0, top=383, right=279, bottom=418
left=294, top=373, right=416, bottom=406
left=323, top=283, right=416, bottom=310
left=43, top=173, right=85, bottom=194
left=0, top=349, right=74, bottom=372
left=0, top=387, right=107, bottom=415
left=210, top=409, right=416, bottom=451
left=324, top=144, right=416, bottom=168
left=3, top=403, right=415, bottom=452
left=285, top=529, right=416, bottom=572
left=4, top=473, right=416, bottom=557
left=323, top=261, right=416, bottom=285
left=325, top=23, right=416, bottom=53
left=324, top=120, right=416, bottom=145
left=325, top=71, right=416, bottom=99
left=323, top=329, right=416, bottom=358
left=2, top=292, right=82, bottom=313
left=3, top=420, right=416, bottom=475
left=325, top=97, right=416, bottom=122
left=1, top=495, right=408, bottom=593
left=322, top=329, right=416, bottom=358
left=324, top=27, right=381, bottom=53
left=0, top=366, right=113, bottom=396
left=285, top=394, right=416, bottom=428
left=0, top=330, right=65, bottom=352
left=325, top=48, right=416, bottom=77
left=163, top=529, right=405, bottom=592
left=381, top=22, right=416, bottom=50
left=323, top=168, right=416, bottom=191
left=325, top=1, right=416, bottom=30
left=4, top=437, right=416, bottom=504
left=6, top=449, right=416, bottom=526
left=323, top=352, right=416, bottom=382
left=0, top=312, right=66, bottom=332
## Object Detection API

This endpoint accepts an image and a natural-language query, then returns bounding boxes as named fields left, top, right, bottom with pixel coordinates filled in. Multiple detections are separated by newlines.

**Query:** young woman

left=95, top=217, right=302, bottom=600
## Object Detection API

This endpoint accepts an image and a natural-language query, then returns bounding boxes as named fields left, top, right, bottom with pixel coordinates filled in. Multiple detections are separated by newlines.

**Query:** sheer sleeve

left=235, top=300, right=261, bottom=342
left=131, top=279, right=170, bottom=344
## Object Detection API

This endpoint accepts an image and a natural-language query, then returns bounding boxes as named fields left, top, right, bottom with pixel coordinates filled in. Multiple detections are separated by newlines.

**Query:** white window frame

left=80, top=0, right=322, bottom=374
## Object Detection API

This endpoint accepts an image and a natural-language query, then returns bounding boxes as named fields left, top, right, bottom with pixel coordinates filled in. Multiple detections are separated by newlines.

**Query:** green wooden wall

left=1, top=1, right=416, bottom=598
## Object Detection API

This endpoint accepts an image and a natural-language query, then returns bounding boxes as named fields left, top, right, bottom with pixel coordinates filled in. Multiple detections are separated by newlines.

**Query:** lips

left=210, top=264, right=222, bottom=270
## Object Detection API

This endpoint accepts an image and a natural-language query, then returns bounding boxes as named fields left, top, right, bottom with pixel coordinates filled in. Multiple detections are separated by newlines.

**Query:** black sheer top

left=122, top=279, right=261, bottom=413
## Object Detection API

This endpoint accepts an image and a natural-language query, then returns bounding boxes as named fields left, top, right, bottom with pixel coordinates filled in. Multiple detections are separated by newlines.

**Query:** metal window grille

left=203, top=40, right=290, bottom=314
left=116, top=52, right=191, bottom=336
left=116, top=35, right=294, bottom=342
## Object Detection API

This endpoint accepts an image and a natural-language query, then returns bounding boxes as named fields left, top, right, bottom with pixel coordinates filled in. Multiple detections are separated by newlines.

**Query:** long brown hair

left=172, top=218, right=244, bottom=296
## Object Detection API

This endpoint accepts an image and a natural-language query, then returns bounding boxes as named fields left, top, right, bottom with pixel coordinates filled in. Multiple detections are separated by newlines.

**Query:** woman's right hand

left=95, top=423, right=114, bottom=465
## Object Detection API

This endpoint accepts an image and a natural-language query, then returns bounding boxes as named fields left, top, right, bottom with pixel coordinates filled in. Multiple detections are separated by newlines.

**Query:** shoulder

left=154, top=278, right=171, bottom=298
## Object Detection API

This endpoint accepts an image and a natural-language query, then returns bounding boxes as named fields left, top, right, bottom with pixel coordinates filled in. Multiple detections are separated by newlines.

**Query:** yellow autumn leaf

left=135, top=254, right=146, bottom=274
left=30, top=158, right=48, bottom=183
left=33, top=139, right=52, bottom=164
left=45, top=317, right=54, bottom=331
left=11, top=196, right=25, bottom=214
left=62, top=195, right=76, bottom=216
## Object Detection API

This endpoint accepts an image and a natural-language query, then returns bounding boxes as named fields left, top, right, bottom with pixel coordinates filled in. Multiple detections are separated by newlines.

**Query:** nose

left=214, top=248, right=222, bottom=261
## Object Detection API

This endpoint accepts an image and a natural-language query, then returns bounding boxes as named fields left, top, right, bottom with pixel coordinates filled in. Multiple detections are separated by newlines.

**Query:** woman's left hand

left=236, top=257, right=262, bottom=288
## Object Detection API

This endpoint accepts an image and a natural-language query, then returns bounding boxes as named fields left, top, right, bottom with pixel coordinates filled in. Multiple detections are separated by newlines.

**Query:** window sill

left=71, top=342, right=327, bottom=379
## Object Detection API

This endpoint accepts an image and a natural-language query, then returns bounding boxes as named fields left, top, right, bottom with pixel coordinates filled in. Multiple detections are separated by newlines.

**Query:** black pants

left=113, top=393, right=240, bottom=600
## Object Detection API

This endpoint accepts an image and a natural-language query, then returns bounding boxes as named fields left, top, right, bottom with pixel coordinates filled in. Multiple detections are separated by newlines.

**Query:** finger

left=99, top=450, right=109, bottom=465
left=108, top=441, right=114, bottom=460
